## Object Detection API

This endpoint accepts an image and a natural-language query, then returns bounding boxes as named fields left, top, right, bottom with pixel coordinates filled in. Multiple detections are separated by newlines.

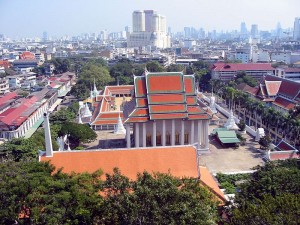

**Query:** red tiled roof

left=40, top=146, right=199, bottom=180
left=129, top=108, right=149, bottom=117
left=146, top=73, right=184, bottom=94
left=212, top=63, right=274, bottom=72
left=125, top=117, right=149, bottom=123
left=184, top=76, right=194, bottom=95
left=149, top=104, right=186, bottom=114
left=273, top=97, right=295, bottom=110
left=105, top=85, right=134, bottom=95
left=187, top=106, right=204, bottom=114
left=270, top=152, right=299, bottom=161
left=282, top=67, right=300, bottom=73
left=136, top=98, right=148, bottom=107
left=148, top=94, right=185, bottom=104
left=265, top=75, right=300, bottom=98
left=150, top=113, right=187, bottom=120
left=0, top=92, right=17, bottom=105
left=265, top=81, right=281, bottom=96
left=135, top=77, right=147, bottom=97
left=0, top=60, right=11, bottom=68
left=188, top=114, right=210, bottom=120
left=187, top=96, right=197, bottom=105
left=277, top=140, right=297, bottom=151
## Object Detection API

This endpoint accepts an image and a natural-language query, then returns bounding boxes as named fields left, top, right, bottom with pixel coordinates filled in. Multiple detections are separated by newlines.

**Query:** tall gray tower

left=293, top=17, right=300, bottom=40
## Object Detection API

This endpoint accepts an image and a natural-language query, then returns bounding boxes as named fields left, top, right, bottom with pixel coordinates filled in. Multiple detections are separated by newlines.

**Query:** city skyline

left=0, top=0, right=299, bottom=38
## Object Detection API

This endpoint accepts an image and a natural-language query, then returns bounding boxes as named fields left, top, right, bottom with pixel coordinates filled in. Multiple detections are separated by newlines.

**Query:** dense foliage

left=0, top=163, right=219, bottom=225
left=0, top=161, right=103, bottom=224
left=227, top=160, right=300, bottom=225
left=216, top=173, right=250, bottom=194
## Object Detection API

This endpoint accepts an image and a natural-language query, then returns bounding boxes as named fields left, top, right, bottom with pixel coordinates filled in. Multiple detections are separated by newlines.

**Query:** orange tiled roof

left=199, top=166, right=226, bottom=203
left=146, top=73, right=184, bottom=94
left=126, top=71, right=210, bottom=123
left=273, top=96, right=295, bottom=110
left=149, top=94, right=185, bottom=104
left=150, top=113, right=188, bottom=120
left=149, top=104, right=186, bottom=114
left=265, top=81, right=281, bottom=96
left=40, top=146, right=199, bottom=180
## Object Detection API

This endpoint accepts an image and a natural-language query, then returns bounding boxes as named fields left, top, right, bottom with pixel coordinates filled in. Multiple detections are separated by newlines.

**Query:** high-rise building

left=293, top=17, right=300, bottom=40
left=127, top=10, right=170, bottom=48
left=42, top=31, right=48, bottom=42
left=251, top=24, right=259, bottom=38
left=240, top=22, right=247, bottom=34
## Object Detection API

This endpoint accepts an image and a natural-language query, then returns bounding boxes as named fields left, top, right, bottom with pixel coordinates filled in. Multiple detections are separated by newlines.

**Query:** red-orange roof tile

left=40, top=146, right=199, bottom=180
left=147, top=74, right=183, bottom=94
left=148, top=94, right=185, bottom=104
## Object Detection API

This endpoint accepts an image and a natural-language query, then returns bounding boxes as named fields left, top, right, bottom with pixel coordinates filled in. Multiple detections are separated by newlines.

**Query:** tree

left=258, top=134, right=272, bottom=150
left=110, top=60, right=134, bottom=85
left=229, top=193, right=300, bottom=225
left=146, top=61, right=165, bottom=72
left=99, top=168, right=219, bottom=225
left=71, top=62, right=114, bottom=99
left=49, top=108, right=76, bottom=124
left=59, top=122, right=97, bottom=148
left=237, top=120, right=246, bottom=131
left=50, top=58, right=71, bottom=74
left=0, top=161, right=103, bottom=224
left=166, top=64, right=185, bottom=72
left=227, top=160, right=300, bottom=224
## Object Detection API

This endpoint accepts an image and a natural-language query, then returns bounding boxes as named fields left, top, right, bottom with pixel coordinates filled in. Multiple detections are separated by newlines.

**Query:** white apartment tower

left=293, top=17, right=300, bottom=41
left=128, top=10, right=170, bottom=48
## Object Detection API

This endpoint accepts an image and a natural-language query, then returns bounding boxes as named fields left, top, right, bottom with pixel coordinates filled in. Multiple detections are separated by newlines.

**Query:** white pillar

left=152, top=121, right=156, bottom=147
left=44, top=112, right=53, bottom=157
left=180, top=120, right=184, bottom=145
left=126, top=124, right=131, bottom=148
left=162, top=120, right=166, bottom=146
left=205, top=120, right=209, bottom=149
left=135, top=123, right=139, bottom=147
left=198, top=120, right=201, bottom=147
left=142, top=123, right=146, bottom=147
left=190, top=120, right=194, bottom=144
left=171, top=119, right=175, bottom=146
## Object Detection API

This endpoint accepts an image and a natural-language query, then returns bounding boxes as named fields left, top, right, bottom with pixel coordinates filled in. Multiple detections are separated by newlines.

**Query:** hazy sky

left=0, top=0, right=299, bottom=38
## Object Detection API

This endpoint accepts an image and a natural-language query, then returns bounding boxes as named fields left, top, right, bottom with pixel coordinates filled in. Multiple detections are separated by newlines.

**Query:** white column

left=162, top=120, right=166, bottom=146
left=171, top=119, right=175, bottom=146
left=180, top=120, right=184, bottom=145
left=198, top=120, right=202, bottom=147
left=142, top=123, right=146, bottom=147
left=126, top=124, right=131, bottom=148
left=135, top=123, right=139, bottom=147
left=152, top=121, right=156, bottom=147
left=205, top=120, right=209, bottom=149
left=190, top=120, right=194, bottom=144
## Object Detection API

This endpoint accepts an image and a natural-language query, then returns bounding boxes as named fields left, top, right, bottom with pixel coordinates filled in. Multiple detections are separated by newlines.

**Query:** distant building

left=211, top=63, right=274, bottom=81
left=275, top=67, right=300, bottom=82
left=293, top=17, right=300, bottom=41
left=251, top=24, right=259, bottom=38
left=127, top=10, right=170, bottom=48
left=0, top=78, right=9, bottom=94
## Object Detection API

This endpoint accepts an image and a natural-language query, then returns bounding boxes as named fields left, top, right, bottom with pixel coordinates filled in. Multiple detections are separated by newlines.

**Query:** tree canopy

left=0, top=163, right=220, bottom=225
left=227, top=160, right=300, bottom=225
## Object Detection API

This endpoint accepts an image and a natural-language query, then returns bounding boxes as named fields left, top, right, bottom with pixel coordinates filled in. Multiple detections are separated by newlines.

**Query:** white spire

left=93, top=78, right=98, bottom=97
left=209, top=94, right=217, bottom=114
left=44, top=112, right=53, bottom=157
left=224, top=110, right=239, bottom=130
left=114, top=114, right=126, bottom=134
left=78, top=115, right=83, bottom=124
left=82, top=102, right=92, bottom=118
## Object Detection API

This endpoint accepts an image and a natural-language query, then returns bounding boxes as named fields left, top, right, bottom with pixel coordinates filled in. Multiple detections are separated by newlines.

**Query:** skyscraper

left=293, top=17, right=300, bottom=40
left=240, top=22, right=247, bottom=34
left=251, top=24, right=259, bottom=38
left=127, top=10, right=170, bottom=48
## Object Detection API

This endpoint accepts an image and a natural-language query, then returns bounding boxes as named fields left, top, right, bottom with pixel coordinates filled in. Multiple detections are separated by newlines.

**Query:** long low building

left=0, top=88, right=58, bottom=140
left=211, top=63, right=275, bottom=81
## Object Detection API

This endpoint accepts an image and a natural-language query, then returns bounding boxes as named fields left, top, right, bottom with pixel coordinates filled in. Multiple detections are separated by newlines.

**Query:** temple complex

left=123, top=70, right=211, bottom=151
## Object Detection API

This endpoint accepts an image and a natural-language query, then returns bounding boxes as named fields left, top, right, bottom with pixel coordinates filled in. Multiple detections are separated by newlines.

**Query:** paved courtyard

left=199, top=112, right=265, bottom=174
